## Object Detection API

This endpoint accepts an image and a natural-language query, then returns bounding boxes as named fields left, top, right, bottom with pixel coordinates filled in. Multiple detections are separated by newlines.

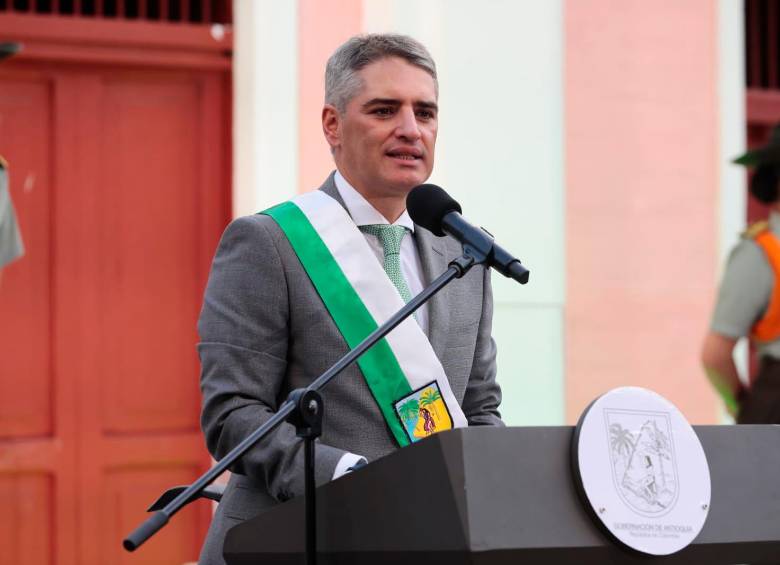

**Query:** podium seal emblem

left=572, top=387, right=711, bottom=555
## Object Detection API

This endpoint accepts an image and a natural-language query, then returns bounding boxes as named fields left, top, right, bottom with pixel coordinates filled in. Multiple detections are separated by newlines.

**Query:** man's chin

left=386, top=172, right=430, bottom=194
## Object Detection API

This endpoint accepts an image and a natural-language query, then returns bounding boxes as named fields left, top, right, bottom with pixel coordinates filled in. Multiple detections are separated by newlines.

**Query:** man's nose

left=394, top=106, right=421, bottom=141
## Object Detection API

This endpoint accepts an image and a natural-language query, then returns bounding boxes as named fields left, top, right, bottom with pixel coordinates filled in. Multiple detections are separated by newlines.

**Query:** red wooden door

left=0, top=16, right=230, bottom=565
left=0, top=64, right=69, bottom=565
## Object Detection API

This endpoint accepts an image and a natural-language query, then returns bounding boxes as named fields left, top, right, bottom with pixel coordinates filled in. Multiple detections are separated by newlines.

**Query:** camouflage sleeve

left=711, top=239, right=773, bottom=339
left=0, top=169, right=24, bottom=269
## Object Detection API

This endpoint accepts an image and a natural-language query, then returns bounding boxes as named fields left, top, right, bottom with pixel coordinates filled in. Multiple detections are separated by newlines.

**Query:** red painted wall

left=565, top=1, right=720, bottom=424
left=0, top=14, right=231, bottom=564
left=297, top=0, right=363, bottom=193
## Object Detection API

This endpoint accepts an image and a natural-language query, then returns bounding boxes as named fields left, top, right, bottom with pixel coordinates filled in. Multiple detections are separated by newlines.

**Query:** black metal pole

left=304, top=435, right=316, bottom=565
left=288, top=388, right=323, bottom=565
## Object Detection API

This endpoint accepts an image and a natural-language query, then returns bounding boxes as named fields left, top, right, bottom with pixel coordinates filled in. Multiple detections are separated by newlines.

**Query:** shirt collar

left=334, top=170, right=415, bottom=231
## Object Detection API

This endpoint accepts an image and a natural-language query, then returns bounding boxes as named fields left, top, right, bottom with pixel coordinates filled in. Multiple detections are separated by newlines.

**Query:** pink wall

left=298, top=0, right=362, bottom=193
left=565, top=1, right=720, bottom=423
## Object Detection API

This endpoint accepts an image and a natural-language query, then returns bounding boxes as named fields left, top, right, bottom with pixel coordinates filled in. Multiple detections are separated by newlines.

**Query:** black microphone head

left=406, top=184, right=462, bottom=237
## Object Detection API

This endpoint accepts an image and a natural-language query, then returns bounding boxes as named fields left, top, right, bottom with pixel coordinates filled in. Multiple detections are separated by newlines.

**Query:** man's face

left=323, top=57, right=438, bottom=200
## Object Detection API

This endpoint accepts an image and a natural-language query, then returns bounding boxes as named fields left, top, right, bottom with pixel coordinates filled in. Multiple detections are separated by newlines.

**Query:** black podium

left=223, top=426, right=780, bottom=564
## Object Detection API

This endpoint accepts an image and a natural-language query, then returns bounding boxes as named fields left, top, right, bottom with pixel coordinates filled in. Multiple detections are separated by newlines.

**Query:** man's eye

left=372, top=107, right=393, bottom=116
left=416, top=109, right=435, bottom=120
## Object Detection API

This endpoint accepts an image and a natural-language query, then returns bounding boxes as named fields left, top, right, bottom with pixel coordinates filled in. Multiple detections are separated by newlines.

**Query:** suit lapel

left=319, top=171, right=346, bottom=208
left=414, top=226, right=449, bottom=361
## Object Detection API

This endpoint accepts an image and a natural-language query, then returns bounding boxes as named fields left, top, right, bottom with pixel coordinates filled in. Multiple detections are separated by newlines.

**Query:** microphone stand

left=123, top=243, right=495, bottom=563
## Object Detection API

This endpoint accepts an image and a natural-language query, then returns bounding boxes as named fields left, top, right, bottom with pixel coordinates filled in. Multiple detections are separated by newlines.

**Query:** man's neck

left=358, top=193, right=406, bottom=223
left=336, top=170, right=408, bottom=223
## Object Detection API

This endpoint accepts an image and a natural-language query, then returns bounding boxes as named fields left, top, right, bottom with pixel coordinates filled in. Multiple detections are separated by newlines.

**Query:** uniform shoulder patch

left=742, top=220, right=770, bottom=240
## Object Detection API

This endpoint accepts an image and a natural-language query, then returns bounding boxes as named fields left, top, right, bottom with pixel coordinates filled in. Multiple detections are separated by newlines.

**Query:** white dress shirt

left=331, top=170, right=431, bottom=479
left=334, top=170, right=429, bottom=334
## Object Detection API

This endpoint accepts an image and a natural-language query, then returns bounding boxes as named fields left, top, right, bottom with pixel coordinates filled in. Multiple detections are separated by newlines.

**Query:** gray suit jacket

left=198, top=173, right=502, bottom=564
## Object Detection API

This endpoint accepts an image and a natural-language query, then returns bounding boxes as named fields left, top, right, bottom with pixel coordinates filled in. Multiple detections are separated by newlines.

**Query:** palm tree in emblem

left=399, top=399, right=420, bottom=430
left=420, top=388, right=442, bottom=420
left=610, top=423, right=634, bottom=460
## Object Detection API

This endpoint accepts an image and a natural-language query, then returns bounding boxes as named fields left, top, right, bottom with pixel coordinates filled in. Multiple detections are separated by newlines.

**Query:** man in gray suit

left=198, top=34, right=503, bottom=564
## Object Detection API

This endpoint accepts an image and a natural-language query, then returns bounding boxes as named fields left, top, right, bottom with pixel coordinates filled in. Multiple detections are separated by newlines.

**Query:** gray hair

left=325, top=34, right=438, bottom=113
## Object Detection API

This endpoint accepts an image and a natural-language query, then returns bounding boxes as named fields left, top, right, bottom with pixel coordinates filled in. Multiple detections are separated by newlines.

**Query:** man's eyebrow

left=415, top=100, right=438, bottom=111
left=361, top=98, right=439, bottom=111
left=362, top=98, right=401, bottom=108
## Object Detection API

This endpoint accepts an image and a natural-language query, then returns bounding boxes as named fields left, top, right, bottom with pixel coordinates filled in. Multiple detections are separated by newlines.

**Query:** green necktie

left=359, top=224, right=413, bottom=304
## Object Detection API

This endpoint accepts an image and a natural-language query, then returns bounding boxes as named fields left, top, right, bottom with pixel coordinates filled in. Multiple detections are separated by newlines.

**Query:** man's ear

left=322, top=104, right=341, bottom=151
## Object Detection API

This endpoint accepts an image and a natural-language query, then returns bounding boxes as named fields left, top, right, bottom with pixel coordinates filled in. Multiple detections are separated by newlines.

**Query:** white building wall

left=718, top=0, right=747, bottom=262
left=231, top=0, right=747, bottom=427
left=717, top=0, right=748, bottom=394
left=233, top=0, right=299, bottom=217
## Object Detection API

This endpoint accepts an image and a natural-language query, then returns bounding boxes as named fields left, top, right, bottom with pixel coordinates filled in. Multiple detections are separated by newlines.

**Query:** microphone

left=407, top=184, right=529, bottom=284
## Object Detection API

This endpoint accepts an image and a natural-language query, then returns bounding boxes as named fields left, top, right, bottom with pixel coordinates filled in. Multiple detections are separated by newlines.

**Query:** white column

left=718, top=0, right=747, bottom=262
left=717, top=0, right=749, bottom=392
left=233, top=0, right=299, bottom=217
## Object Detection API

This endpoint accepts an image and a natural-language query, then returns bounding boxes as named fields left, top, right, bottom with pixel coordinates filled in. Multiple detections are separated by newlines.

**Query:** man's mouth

left=386, top=148, right=422, bottom=161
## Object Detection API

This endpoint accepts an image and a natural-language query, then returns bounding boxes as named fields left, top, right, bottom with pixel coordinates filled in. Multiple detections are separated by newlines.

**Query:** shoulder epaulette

left=742, top=220, right=770, bottom=240
left=0, top=155, right=7, bottom=170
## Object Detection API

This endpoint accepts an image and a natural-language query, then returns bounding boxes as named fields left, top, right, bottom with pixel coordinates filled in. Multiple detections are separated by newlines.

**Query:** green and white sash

left=263, top=191, right=468, bottom=447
